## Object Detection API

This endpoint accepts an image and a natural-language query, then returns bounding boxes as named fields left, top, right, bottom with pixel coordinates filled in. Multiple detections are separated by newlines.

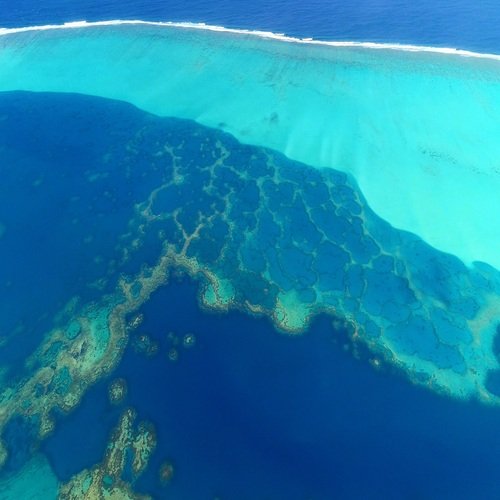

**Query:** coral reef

left=58, top=408, right=156, bottom=500
left=126, top=122, right=500, bottom=403
left=158, top=461, right=174, bottom=485
left=1, top=92, right=500, bottom=474
left=108, top=378, right=128, bottom=405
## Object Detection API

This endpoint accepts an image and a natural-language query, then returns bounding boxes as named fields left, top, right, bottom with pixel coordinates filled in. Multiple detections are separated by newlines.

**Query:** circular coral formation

left=132, top=333, right=159, bottom=357
left=167, top=331, right=180, bottom=346
left=182, top=333, right=196, bottom=349
left=159, top=461, right=174, bottom=484
left=167, top=348, right=179, bottom=362
left=127, top=313, right=144, bottom=331
left=108, top=378, right=128, bottom=406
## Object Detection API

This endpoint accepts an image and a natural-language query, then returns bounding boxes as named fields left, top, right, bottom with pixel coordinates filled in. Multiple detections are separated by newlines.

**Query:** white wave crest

left=1, top=19, right=500, bottom=61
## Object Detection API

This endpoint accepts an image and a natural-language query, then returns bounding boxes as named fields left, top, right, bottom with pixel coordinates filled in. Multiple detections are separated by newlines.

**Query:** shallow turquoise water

left=1, top=24, right=500, bottom=271
left=0, top=20, right=500, bottom=500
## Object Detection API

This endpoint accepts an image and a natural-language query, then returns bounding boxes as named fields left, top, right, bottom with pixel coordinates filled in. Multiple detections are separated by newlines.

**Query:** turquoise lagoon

left=1, top=20, right=500, bottom=497
left=2, top=22, right=500, bottom=270
left=1, top=21, right=500, bottom=400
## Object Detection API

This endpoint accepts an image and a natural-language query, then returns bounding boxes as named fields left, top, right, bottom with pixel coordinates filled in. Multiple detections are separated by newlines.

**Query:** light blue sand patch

left=0, top=454, right=59, bottom=499
left=1, top=23, right=500, bottom=271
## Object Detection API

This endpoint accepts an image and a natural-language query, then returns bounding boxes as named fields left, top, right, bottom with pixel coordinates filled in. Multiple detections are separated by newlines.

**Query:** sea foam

left=1, top=19, right=500, bottom=60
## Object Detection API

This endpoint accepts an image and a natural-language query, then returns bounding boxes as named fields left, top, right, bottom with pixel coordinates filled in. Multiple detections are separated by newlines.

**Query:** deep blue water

left=2, top=1, right=500, bottom=499
left=2, top=0, right=500, bottom=53
left=0, top=92, right=164, bottom=374
left=43, top=276, right=500, bottom=499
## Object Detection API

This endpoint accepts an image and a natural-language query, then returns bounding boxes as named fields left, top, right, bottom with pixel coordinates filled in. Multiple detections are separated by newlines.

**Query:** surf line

left=1, top=19, right=500, bottom=62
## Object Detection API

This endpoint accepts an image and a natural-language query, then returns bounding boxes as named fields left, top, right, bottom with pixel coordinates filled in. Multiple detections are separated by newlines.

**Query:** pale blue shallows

left=1, top=24, right=500, bottom=271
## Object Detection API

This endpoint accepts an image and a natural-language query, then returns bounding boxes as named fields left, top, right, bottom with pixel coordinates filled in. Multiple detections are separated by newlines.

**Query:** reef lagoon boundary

left=3, top=19, right=500, bottom=61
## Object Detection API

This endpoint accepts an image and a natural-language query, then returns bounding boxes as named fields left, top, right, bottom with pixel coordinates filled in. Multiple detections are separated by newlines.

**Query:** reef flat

left=0, top=90, right=499, bottom=480
left=1, top=22, right=500, bottom=271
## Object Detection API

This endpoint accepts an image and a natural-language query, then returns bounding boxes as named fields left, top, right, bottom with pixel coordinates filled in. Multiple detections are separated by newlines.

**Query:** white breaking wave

left=1, top=19, right=500, bottom=61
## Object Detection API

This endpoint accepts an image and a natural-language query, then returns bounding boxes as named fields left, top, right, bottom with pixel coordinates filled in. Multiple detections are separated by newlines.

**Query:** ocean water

left=2, top=0, right=500, bottom=53
left=0, top=2, right=500, bottom=499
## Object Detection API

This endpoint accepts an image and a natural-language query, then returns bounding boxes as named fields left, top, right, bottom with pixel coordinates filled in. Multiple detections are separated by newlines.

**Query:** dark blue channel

left=43, top=276, right=500, bottom=500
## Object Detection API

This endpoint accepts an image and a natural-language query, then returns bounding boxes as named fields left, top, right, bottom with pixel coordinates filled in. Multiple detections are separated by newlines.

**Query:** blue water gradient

left=1, top=0, right=500, bottom=498
left=0, top=91, right=498, bottom=499
left=0, top=92, right=164, bottom=374
left=2, top=0, right=500, bottom=53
